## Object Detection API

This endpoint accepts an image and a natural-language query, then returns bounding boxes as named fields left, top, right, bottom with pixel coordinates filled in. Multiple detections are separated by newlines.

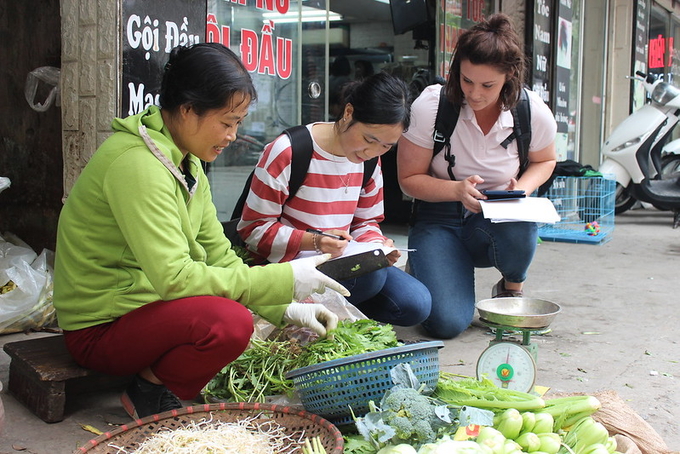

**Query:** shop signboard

left=553, top=0, right=572, bottom=160
left=121, top=0, right=206, bottom=117
left=437, top=0, right=494, bottom=77
left=633, top=0, right=648, bottom=110
left=531, top=0, right=552, bottom=107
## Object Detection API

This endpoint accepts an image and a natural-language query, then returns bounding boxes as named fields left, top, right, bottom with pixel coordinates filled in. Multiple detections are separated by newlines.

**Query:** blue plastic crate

left=537, top=176, right=615, bottom=244
left=285, top=341, right=443, bottom=426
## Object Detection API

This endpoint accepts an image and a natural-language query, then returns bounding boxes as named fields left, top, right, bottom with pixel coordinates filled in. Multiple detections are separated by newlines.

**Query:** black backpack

left=432, top=85, right=532, bottom=180
left=223, top=125, right=378, bottom=246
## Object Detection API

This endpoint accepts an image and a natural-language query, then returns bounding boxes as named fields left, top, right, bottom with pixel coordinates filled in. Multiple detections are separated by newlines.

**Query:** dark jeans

left=341, top=266, right=431, bottom=326
left=409, top=201, right=538, bottom=339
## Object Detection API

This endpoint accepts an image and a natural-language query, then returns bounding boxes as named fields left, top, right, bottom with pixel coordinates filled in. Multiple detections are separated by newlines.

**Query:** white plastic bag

left=0, top=177, right=9, bottom=194
left=25, top=66, right=60, bottom=112
left=0, top=233, right=56, bottom=334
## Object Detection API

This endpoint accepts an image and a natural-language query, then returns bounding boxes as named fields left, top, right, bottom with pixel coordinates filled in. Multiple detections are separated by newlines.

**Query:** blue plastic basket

left=285, top=341, right=444, bottom=426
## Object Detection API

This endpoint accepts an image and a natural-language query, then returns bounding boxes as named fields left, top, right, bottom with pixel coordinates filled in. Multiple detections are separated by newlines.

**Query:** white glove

left=289, top=253, right=350, bottom=301
left=283, top=302, right=339, bottom=337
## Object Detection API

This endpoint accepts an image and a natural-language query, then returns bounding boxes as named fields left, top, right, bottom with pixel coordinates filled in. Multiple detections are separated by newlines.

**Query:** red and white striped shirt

left=237, top=123, right=386, bottom=263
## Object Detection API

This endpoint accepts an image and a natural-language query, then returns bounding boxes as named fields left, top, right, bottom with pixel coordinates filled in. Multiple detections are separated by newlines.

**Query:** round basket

left=74, top=402, right=344, bottom=453
left=285, top=341, right=444, bottom=426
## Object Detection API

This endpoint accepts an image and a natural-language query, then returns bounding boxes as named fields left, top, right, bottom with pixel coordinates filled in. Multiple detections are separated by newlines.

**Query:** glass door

left=206, top=0, right=305, bottom=221
left=205, top=0, right=435, bottom=222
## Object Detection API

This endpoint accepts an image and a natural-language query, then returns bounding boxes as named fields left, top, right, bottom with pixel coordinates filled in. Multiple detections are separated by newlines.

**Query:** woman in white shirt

left=397, top=13, right=557, bottom=339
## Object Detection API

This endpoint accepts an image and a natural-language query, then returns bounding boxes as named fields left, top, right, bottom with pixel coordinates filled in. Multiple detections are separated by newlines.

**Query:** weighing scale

left=474, top=298, right=561, bottom=393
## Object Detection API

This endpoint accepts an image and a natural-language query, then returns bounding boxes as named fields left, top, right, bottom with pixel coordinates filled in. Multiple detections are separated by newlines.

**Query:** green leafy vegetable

left=297, top=318, right=399, bottom=365
left=204, top=319, right=400, bottom=402
left=434, top=373, right=545, bottom=411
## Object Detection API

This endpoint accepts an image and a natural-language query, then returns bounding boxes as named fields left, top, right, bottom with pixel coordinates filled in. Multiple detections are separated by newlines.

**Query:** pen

left=306, top=228, right=347, bottom=241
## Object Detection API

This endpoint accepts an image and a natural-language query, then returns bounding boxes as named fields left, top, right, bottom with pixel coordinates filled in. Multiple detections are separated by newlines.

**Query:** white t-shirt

left=402, top=84, right=557, bottom=190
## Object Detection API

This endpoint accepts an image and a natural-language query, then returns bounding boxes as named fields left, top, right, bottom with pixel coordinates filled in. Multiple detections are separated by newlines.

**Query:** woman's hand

left=310, top=230, right=352, bottom=258
left=382, top=238, right=401, bottom=266
left=458, top=175, right=485, bottom=213
left=289, top=254, right=350, bottom=301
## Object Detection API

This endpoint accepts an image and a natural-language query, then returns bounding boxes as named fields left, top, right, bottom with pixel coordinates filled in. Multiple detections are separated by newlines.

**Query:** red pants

left=63, top=296, right=253, bottom=399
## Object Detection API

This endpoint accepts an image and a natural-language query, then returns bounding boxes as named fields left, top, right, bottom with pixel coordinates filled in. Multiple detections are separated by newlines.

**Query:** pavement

left=1, top=206, right=679, bottom=453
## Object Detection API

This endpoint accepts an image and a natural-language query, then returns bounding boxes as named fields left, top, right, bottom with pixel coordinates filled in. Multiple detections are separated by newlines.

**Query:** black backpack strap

left=433, top=85, right=461, bottom=181
left=362, top=157, right=379, bottom=188
left=284, top=125, right=314, bottom=200
left=229, top=125, right=313, bottom=221
left=229, top=171, right=255, bottom=221
left=501, top=87, right=532, bottom=177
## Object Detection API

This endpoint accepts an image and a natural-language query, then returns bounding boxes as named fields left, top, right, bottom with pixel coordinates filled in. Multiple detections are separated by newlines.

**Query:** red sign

left=649, top=34, right=675, bottom=69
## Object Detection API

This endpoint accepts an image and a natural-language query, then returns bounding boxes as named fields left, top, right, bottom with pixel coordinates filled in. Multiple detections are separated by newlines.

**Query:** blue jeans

left=341, top=266, right=431, bottom=326
left=408, top=201, right=538, bottom=339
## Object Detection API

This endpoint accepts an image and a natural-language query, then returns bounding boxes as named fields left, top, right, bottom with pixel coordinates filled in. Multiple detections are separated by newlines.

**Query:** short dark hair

left=159, top=43, right=257, bottom=116
left=445, top=13, right=526, bottom=110
left=339, top=72, right=411, bottom=131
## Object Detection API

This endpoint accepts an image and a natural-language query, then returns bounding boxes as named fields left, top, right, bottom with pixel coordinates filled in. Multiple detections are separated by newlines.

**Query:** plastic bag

left=0, top=177, right=9, bottom=194
left=252, top=287, right=368, bottom=344
left=0, top=233, right=56, bottom=334
left=25, top=66, right=60, bottom=112
left=547, top=390, right=674, bottom=454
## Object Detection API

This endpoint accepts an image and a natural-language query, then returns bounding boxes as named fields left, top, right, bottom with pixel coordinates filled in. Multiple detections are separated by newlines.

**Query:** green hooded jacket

left=54, top=106, right=294, bottom=331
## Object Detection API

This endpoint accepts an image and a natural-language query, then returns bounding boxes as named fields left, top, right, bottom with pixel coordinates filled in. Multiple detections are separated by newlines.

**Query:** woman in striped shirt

left=237, top=72, right=431, bottom=326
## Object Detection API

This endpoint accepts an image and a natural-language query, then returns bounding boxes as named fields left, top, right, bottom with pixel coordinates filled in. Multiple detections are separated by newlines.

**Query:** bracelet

left=312, top=233, right=322, bottom=254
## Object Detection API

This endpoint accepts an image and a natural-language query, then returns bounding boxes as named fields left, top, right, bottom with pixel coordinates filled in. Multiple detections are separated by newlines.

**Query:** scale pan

left=475, top=297, right=561, bottom=329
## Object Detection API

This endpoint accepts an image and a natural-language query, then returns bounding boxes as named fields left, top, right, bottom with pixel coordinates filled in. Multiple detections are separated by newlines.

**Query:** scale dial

left=476, top=342, right=537, bottom=393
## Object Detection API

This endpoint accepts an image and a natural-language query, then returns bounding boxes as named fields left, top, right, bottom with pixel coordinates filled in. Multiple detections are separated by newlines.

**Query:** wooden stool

left=3, top=334, right=130, bottom=423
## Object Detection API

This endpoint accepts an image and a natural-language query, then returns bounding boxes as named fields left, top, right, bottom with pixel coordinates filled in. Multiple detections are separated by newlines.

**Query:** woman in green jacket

left=53, top=43, right=347, bottom=419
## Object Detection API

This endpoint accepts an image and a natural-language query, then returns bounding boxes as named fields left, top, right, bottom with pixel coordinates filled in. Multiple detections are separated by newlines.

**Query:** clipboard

left=316, top=249, right=390, bottom=281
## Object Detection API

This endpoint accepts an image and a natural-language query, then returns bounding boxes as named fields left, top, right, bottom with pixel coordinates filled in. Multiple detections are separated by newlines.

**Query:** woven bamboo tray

left=75, top=402, right=344, bottom=453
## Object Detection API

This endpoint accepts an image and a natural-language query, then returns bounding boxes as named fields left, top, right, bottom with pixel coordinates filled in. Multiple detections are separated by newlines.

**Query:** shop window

left=206, top=0, right=434, bottom=222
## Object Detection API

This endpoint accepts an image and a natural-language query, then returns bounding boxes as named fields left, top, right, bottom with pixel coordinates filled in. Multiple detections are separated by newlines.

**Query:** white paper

left=296, top=242, right=391, bottom=260
left=480, top=197, right=560, bottom=224
left=342, top=241, right=396, bottom=257
left=297, top=241, right=411, bottom=260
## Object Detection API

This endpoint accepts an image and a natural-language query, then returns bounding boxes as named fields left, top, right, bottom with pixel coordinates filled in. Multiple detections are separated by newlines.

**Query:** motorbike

left=599, top=71, right=680, bottom=227
left=659, top=138, right=680, bottom=178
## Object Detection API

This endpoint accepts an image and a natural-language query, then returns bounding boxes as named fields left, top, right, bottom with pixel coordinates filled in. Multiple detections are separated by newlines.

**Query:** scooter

left=659, top=138, right=680, bottom=178
left=599, top=71, right=680, bottom=227
left=599, top=71, right=680, bottom=215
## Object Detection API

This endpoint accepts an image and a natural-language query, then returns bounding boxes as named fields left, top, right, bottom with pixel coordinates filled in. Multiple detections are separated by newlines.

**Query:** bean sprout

left=108, top=415, right=301, bottom=454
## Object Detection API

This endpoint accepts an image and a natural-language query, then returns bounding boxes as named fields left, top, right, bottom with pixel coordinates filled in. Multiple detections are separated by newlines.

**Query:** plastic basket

left=75, top=402, right=344, bottom=453
left=537, top=176, right=615, bottom=244
left=285, top=341, right=444, bottom=426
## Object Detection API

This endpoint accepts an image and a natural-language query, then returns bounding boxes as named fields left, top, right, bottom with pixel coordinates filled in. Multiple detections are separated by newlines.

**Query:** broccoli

left=353, top=364, right=455, bottom=451
left=376, top=386, right=449, bottom=448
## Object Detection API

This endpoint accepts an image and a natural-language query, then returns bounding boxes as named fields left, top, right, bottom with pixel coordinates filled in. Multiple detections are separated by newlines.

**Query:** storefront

left=110, top=0, right=593, bottom=221
left=60, top=0, right=680, bottom=221
left=202, top=0, right=439, bottom=222
left=198, top=1, right=514, bottom=222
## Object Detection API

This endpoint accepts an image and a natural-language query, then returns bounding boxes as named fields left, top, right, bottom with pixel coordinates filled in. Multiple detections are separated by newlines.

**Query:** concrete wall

left=60, top=0, right=119, bottom=198
left=605, top=0, right=634, bottom=145
left=0, top=0, right=63, bottom=252
left=501, top=0, right=527, bottom=50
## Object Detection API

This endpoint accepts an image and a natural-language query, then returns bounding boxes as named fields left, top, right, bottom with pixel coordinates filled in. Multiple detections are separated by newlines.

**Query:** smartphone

left=481, top=189, right=526, bottom=200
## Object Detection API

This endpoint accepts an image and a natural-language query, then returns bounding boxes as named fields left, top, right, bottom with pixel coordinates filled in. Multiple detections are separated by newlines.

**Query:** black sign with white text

left=532, top=0, right=553, bottom=107
left=122, top=0, right=206, bottom=117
